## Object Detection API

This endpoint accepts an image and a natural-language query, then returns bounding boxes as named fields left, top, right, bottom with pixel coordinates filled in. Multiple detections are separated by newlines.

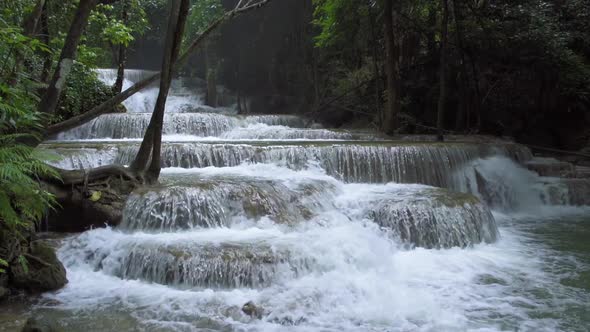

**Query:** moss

left=426, top=188, right=481, bottom=207
left=166, top=248, right=190, bottom=260
left=10, top=241, right=67, bottom=293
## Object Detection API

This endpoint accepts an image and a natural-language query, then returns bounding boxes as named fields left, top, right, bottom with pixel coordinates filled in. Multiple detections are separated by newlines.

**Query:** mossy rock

left=426, top=188, right=481, bottom=207
left=10, top=241, right=67, bottom=293
left=111, top=103, right=127, bottom=114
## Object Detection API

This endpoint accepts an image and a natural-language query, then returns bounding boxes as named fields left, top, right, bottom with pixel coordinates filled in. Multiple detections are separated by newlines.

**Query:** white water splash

left=37, top=69, right=590, bottom=332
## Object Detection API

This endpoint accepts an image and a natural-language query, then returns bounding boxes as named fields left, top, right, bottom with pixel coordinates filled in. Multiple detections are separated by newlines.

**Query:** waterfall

left=56, top=113, right=239, bottom=140
left=95, top=69, right=204, bottom=113
left=62, top=229, right=316, bottom=289
left=40, top=68, right=590, bottom=331
left=121, top=177, right=337, bottom=231
left=46, top=142, right=532, bottom=186
left=453, top=156, right=590, bottom=210
left=54, top=113, right=335, bottom=141
left=335, top=184, right=498, bottom=249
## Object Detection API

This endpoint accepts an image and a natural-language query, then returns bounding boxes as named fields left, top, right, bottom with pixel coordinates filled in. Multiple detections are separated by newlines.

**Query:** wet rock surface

left=10, top=241, right=67, bottom=293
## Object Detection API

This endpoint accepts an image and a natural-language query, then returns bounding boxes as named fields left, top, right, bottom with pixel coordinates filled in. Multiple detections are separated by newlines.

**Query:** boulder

left=11, top=241, right=67, bottom=293
left=242, top=301, right=264, bottom=319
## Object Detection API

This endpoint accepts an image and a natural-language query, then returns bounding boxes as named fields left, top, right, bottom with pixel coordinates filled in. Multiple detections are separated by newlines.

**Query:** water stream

left=29, top=69, right=590, bottom=331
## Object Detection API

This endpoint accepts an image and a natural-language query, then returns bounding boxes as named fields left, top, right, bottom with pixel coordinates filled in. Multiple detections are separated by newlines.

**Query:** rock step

left=525, top=157, right=577, bottom=178
left=575, top=166, right=590, bottom=178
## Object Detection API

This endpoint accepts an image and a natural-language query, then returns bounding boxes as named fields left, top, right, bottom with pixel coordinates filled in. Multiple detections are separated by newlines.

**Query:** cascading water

left=95, top=69, right=204, bottom=114
left=35, top=69, right=590, bottom=331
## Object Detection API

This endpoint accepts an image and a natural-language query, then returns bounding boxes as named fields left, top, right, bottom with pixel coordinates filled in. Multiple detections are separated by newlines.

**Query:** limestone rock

left=11, top=241, right=67, bottom=293
left=242, top=301, right=264, bottom=319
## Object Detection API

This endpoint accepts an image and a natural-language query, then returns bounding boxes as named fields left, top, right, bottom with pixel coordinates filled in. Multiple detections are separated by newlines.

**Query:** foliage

left=0, top=134, right=57, bottom=230
left=54, top=63, right=116, bottom=124
left=89, top=2, right=148, bottom=48
left=0, top=20, right=50, bottom=84
left=0, top=9, right=58, bottom=273
left=82, top=1, right=149, bottom=67
left=0, top=258, right=7, bottom=274
left=186, top=0, right=224, bottom=38
left=310, top=0, right=590, bottom=141
left=0, top=0, right=38, bottom=26
left=312, top=0, right=368, bottom=48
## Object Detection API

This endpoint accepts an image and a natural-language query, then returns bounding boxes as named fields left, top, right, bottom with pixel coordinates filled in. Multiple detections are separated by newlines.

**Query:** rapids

left=29, top=69, right=590, bottom=331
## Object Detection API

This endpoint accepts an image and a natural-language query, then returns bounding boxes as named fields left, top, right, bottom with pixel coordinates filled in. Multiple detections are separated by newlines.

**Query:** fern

left=0, top=82, right=59, bottom=233
left=17, top=255, right=28, bottom=275
left=0, top=258, right=8, bottom=274
left=0, top=14, right=60, bottom=278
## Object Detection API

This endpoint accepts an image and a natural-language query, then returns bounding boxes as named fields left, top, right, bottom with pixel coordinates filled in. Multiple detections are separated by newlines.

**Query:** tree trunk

left=23, top=0, right=46, bottom=36
left=452, top=0, right=470, bottom=132
left=368, top=0, right=382, bottom=125
left=38, top=0, right=98, bottom=115
left=113, top=0, right=130, bottom=94
left=437, top=0, right=449, bottom=141
left=131, top=0, right=190, bottom=182
left=39, top=2, right=52, bottom=84
left=382, top=0, right=400, bottom=135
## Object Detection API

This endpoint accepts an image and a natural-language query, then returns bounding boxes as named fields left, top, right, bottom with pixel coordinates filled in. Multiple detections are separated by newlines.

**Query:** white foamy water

left=47, top=183, right=590, bottom=331
left=96, top=69, right=204, bottom=113
left=38, top=69, right=590, bottom=331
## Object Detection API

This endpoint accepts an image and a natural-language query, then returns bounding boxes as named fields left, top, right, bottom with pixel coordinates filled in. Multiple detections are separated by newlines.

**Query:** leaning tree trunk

left=382, top=0, right=401, bottom=135
left=38, top=0, right=98, bottom=115
left=437, top=0, right=450, bottom=141
left=146, top=0, right=190, bottom=181
left=113, top=0, right=130, bottom=94
left=131, top=0, right=190, bottom=182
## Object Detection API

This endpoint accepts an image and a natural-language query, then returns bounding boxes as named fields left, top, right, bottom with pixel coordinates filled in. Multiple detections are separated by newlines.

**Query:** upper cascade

left=96, top=69, right=159, bottom=85
left=96, top=68, right=205, bottom=113
left=45, top=141, right=532, bottom=186
left=53, top=113, right=365, bottom=141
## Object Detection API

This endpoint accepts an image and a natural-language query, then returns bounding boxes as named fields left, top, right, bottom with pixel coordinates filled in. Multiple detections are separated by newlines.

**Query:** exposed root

left=50, top=165, right=142, bottom=186
left=42, top=165, right=144, bottom=232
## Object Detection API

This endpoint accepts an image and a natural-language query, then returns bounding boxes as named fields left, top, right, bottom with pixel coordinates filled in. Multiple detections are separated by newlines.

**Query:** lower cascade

left=34, top=71, right=590, bottom=332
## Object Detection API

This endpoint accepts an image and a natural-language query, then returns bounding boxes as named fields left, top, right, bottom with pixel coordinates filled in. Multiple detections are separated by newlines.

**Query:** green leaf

left=18, top=255, right=28, bottom=275
left=89, top=191, right=102, bottom=202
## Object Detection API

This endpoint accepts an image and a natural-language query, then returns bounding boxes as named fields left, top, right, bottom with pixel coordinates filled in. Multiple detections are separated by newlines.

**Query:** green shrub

left=53, top=63, right=116, bottom=124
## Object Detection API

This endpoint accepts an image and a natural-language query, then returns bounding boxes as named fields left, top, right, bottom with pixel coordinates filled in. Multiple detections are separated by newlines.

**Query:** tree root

left=49, top=165, right=142, bottom=186
left=41, top=165, right=143, bottom=232
left=24, top=253, right=53, bottom=268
